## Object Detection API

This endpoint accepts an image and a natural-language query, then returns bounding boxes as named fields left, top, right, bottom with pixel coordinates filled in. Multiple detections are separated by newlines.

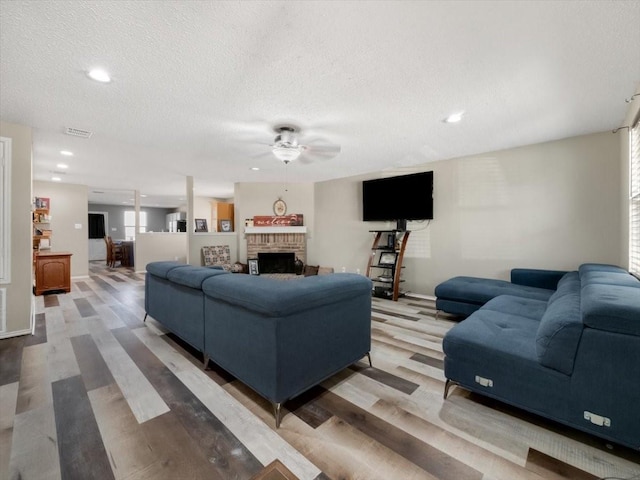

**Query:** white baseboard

left=405, top=292, right=436, bottom=301
left=0, top=328, right=32, bottom=339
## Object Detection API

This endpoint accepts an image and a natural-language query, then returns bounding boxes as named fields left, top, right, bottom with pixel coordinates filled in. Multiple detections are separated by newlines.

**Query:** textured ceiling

left=1, top=0, right=639, bottom=206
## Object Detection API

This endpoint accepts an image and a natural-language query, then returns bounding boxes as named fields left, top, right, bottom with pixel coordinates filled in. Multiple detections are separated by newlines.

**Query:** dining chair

left=105, top=236, right=123, bottom=267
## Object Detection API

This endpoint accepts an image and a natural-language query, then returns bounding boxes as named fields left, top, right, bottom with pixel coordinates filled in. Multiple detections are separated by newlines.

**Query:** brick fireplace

left=246, top=228, right=306, bottom=263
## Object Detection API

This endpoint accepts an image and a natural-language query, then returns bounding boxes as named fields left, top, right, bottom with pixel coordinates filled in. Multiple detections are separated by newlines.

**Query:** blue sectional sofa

left=145, top=261, right=373, bottom=426
left=442, top=263, right=640, bottom=450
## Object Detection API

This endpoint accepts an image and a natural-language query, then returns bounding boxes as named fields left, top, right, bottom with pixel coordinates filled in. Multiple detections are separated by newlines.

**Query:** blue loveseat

left=442, top=263, right=640, bottom=450
left=145, top=261, right=372, bottom=426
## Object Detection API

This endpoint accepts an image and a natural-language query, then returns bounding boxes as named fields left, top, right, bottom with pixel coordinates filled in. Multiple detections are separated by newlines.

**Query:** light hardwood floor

left=1, top=262, right=639, bottom=480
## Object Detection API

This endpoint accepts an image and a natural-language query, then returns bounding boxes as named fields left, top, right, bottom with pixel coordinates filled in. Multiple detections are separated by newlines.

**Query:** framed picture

left=220, top=219, right=232, bottom=232
left=379, top=252, right=397, bottom=265
left=195, top=218, right=208, bottom=232
left=248, top=258, right=260, bottom=275
left=35, top=197, right=50, bottom=209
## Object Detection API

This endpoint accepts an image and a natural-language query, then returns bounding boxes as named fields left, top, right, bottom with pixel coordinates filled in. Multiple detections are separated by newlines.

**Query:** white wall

left=33, top=181, right=89, bottom=277
left=0, top=122, right=33, bottom=337
left=234, top=182, right=315, bottom=262
left=315, top=131, right=621, bottom=295
left=193, top=196, right=213, bottom=232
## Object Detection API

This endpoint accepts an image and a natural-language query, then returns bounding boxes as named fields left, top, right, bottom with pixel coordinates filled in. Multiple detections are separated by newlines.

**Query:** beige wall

left=33, top=181, right=89, bottom=277
left=0, top=122, right=33, bottom=337
left=234, top=182, right=315, bottom=262
left=135, top=232, right=187, bottom=273
left=315, top=131, right=622, bottom=295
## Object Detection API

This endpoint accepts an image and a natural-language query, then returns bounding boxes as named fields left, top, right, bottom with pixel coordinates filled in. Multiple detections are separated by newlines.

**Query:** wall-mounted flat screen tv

left=362, top=171, right=434, bottom=222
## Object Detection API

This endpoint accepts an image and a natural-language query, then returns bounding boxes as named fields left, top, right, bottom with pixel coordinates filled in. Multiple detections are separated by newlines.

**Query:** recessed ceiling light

left=60, top=150, right=73, bottom=156
left=140, top=194, right=148, bottom=198
left=87, top=68, right=111, bottom=83
left=51, top=177, right=62, bottom=182
left=250, top=167, right=260, bottom=171
left=56, top=163, right=69, bottom=169
left=443, top=112, right=464, bottom=123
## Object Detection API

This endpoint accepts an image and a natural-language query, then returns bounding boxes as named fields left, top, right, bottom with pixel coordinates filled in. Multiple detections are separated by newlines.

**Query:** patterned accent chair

left=202, top=245, right=232, bottom=271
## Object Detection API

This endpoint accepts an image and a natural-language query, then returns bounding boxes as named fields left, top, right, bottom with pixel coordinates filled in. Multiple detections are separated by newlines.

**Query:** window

left=0, top=137, right=11, bottom=284
left=124, top=211, right=146, bottom=240
left=630, top=121, right=640, bottom=276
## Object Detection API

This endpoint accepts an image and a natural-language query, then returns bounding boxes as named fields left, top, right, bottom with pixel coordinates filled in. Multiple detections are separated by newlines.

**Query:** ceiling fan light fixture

left=443, top=111, right=465, bottom=123
left=87, top=68, right=111, bottom=83
left=272, top=146, right=302, bottom=163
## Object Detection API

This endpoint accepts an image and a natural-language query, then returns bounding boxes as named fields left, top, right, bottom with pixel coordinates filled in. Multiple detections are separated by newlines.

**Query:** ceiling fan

left=269, top=125, right=341, bottom=164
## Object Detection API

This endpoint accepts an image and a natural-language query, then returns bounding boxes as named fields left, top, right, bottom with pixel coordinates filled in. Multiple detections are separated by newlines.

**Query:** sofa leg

left=435, top=310, right=440, bottom=320
left=143, top=313, right=148, bottom=322
left=273, top=402, right=283, bottom=428
left=366, top=352, right=373, bottom=368
left=443, top=379, right=459, bottom=399
left=203, top=354, right=210, bottom=370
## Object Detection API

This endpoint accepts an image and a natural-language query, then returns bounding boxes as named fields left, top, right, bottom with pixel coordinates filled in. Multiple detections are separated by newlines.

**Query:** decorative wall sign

left=253, top=214, right=303, bottom=227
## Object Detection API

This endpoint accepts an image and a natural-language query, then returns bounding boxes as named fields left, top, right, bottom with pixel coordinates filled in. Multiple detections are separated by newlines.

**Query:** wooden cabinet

left=34, top=251, right=72, bottom=295
left=211, top=202, right=234, bottom=232
left=365, top=230, right=410, bottom=301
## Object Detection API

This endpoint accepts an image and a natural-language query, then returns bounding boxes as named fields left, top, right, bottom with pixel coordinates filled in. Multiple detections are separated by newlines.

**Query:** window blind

left=630, top=121, right=640, bottom=276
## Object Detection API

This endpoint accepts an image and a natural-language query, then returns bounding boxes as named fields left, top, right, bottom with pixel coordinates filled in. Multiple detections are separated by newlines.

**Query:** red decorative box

left=252, top=214, right=304, bottom=227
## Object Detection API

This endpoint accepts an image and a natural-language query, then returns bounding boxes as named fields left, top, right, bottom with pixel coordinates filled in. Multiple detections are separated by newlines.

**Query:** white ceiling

left=1, top=1, right=639, bottom=207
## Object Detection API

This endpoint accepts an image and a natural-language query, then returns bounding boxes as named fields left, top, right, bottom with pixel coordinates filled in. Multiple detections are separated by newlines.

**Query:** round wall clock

left=273, top=198, right=287, bottom=216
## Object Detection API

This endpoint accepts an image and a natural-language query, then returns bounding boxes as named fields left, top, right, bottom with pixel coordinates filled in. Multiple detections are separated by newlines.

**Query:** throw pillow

left=304, top=265, right=319, bottom=276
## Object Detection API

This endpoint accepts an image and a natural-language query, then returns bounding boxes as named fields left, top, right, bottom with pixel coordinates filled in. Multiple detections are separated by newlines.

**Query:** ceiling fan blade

left=296, top=145, right=341, bottom=164
left=306, top=144, right=341, bottom=154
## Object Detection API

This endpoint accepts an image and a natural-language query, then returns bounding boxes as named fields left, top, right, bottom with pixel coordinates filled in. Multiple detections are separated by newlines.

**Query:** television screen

left=362, top=171, right=433, bottom=221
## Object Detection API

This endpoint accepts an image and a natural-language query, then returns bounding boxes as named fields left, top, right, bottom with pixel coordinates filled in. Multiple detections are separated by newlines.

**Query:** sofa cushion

left=547, top=271, right=580, bottom=303
left=202, top=273, right=371, bottom=317
left=581, top=283, right=640, bottom=336
left=167, top=266, right=229, bottom=289
left=580, top=271, right=640, bottom=288
left=511, top=268, right=569, bottom=290
left=434, top=276, right=554, bottom=305
left=536, top=292, right=583, bottom=375
left=146, top=261, right=187, bottom=279
left=578, top=263, right=628, bottom=276
left=481, top=295, right=548, bottom=321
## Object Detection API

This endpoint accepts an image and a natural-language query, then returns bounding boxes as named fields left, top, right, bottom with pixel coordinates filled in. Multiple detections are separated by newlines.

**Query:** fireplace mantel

left=244, top=226, right=307, bottom=234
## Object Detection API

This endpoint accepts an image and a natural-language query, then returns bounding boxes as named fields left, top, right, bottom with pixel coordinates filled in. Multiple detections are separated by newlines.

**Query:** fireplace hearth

left=258, top=252, right=295, bottom=274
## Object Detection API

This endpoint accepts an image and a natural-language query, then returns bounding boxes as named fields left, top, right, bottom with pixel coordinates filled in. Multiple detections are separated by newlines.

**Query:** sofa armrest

left=511, top=268, right=569, bottom=290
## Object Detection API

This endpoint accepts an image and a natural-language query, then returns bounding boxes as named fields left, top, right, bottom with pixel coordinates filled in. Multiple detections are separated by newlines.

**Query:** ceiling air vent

left=64, top=127, right=93, bottom=138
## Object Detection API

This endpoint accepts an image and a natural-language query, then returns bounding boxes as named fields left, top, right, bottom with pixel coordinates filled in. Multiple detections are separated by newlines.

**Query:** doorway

left=88, top=211, right=108, bottom=261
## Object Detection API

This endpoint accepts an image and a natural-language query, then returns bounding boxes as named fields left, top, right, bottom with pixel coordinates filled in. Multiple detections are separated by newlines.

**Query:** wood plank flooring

left=1, top=261, right=639, bottom=480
